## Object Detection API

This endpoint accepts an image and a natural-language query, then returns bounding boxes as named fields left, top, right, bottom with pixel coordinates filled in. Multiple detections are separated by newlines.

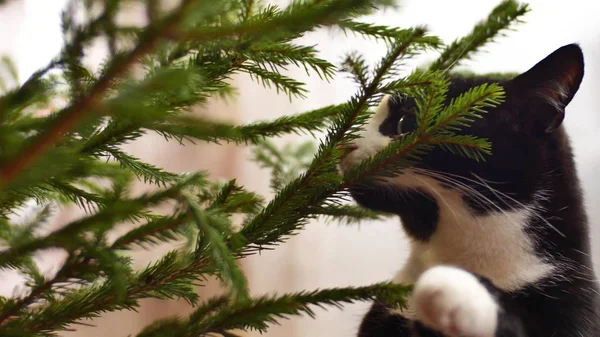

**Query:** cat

left=338, top=43, right=600, bottom=337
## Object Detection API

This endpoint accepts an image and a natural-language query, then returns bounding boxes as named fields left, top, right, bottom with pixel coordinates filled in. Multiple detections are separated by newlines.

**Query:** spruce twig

left=239, top=27, right=437, bottom=252
left=429, top=0, right=529, bottom=72
left=0, top=0, right=198, bottom=188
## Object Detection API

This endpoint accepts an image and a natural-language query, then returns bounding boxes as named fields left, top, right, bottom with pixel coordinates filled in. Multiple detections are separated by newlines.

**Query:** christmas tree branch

left=429, top=0, right=529, bottom=71
left=337, top=20, right=418, bottom=43
left=0, top=0, right=198, bottom=188
left=239, top=28, right=437, bottom=251
left=188, top=198, right=250, bottom=303
left=153, top=107, right=339, bottom=145
left=170, top=0, right=396, bottom=43
left=0, top=252, right=212, bottom=336
left=312, top=204, right=388, bottom=224
left=0, top=254, right=91, bottom=327
left=110, top=214, right=191, bottom=250
left=342, top=83, right=504, bottom=187
left=0, top=174, right=206, bottom=268
left=136, top=283, right=411, bottom=337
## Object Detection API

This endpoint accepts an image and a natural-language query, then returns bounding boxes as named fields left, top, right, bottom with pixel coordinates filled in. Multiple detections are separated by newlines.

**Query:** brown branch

left=341, top=137, right=427, bottom=189
left=429, top=92, right=494, bottom=134
left=244, top=0, right=255, bottom=19
left=0, top=0, right=197, bottom=188
left=0, top=256, right=90, bottom=327
left=419, top=92, right=435, bottom=132
left=428, top=138, right=486, bottom=148
left=8, top=257, right=211, bottom=336
left=110, top=216, right=189, bottom=249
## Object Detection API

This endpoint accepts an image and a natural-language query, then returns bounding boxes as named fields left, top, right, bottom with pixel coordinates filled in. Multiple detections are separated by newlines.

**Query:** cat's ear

left=509, top=43, right=584, bottom=134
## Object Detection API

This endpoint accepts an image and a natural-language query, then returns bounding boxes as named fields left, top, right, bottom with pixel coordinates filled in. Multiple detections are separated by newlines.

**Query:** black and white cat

left=339, top=44, right=600, bottom=336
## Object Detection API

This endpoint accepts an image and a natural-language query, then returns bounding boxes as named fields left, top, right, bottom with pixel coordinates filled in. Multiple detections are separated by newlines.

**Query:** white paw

left=413, top=266, right=498, bottom=337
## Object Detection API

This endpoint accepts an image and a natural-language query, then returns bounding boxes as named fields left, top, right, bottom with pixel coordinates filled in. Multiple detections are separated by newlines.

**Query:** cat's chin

left=347, top=181, right=393, bottom=213
left=348, top=190, right=376, bottom=212
left=350, top=183, right=440, bottom=241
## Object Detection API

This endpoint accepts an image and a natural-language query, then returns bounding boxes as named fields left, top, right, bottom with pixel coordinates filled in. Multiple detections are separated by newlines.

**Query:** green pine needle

left=312, top=204, right=389, bottom=224
left=136, top=282, right=411, bottom=337
left=429, top=0, right=530, bottom=71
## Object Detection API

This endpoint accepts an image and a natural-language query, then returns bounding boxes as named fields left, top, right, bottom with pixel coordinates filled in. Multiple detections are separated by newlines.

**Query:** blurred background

left=1, top=0, right=600, bottom=336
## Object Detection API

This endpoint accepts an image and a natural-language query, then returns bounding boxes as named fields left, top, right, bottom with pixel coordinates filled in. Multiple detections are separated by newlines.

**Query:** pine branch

left=81, top=120, right=146, bottom=154
left=242, top=43, right=336, bottom=80
left=196, top=284, right=410, bottom=333
left=312, top=204, right=388, bottom=224
left=0, top=252, right=212, bottom=336
left=252, top=139, right=316, bottom=192
left=0, top=255, right=83, bottom=327
left=82, top=56, right=333, bottom=153
left=341, top=53, right=370, bottom=88
left=0, top=1, right=529, bottom=336
left=243, top=0, right=256, bottom=19
left=208, top=180, right=264, bottom=215
left=0, top=174, right=207, bottom=269
left=170, top=0, right=398, bottom=43
left=112, top=180, right=263, bottom=251
left=239, top=28, right=437, bottom=252
left=239, top=63, right=308, bottom=98
left=431, top=83, right=505, bottom=134
left=429, top=0, right=529, bottom=71
left=48, top=180, right=105, bottom=212
left=0, top=0, right=200, bottom=189
left=100, top=147, right=177, bottom=186
left=188, top=198, right=249, bottom=303
left=153, top=105, right=339, bottom=145
left=110, top=213, right=191, bottom=250
left=342, top=84, right=505, bottom=187
left=337, top=20, right=414, bottom=43
left=136, top=283, right=411, bottom=337
left=0, top=245, right=135, bottom=329
left=430, top=134, right=492, bottom=162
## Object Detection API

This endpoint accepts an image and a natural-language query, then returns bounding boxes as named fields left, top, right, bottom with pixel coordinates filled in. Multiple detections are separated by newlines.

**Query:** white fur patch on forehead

left=338, top=95, right=394, bottom=173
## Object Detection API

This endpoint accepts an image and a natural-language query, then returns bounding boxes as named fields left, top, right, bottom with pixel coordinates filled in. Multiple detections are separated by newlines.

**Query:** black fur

left=349, top=44, right=600, bottom=336
left=357, top=302, right=413, bottom=337
left=351, top=187, right=439, bottom=241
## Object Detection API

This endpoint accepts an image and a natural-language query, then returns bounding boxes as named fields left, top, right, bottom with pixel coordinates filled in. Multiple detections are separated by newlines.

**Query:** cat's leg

left=412, top=265, right=528, bottom=337
left=357, top=301, right=414, bottom=337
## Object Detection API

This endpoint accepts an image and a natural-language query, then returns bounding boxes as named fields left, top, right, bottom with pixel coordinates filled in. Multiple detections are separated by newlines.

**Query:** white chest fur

left=388, top=171, right=556, bottom=291
left=386, top=171, right=556, bottom=321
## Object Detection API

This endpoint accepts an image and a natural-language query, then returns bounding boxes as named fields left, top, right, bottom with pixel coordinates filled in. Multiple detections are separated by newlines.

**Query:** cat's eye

left=397, top=114, right=418, bottom=137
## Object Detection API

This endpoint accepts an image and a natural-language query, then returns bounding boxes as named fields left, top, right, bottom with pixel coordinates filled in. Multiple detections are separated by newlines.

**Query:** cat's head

left=339, top=44, right=584, bottom=239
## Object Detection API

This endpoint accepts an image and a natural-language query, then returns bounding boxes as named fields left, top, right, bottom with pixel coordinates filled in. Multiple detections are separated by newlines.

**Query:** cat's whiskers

left=439, top=41, right=474, bottom=76
left=411, top=169, right=539, bottom=248
left=413, top=170, right=502, bottom=222
left=412, top=167, right=566, bottom=238
left=573, top=248, right=591, bottom=257
left=412, top=168, right=504, bottom=217
left=410, top=174, right=464, bottom=230
left=410, top=169, right=532, bottom=259
left=470, top=173, right=566, bottom=238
